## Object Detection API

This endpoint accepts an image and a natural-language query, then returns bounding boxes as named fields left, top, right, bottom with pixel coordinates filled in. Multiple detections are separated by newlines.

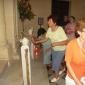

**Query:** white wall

left=30, top=0, right=51, bottom=28
left=19, top=0, right=52, bottom=36
left=70, top=0, right=85, bottom=19
left=18, top=0, right=85, bottom=37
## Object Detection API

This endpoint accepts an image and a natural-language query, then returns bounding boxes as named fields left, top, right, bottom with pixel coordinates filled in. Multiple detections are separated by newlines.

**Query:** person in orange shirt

left=65, top=18, right=85, bottom=85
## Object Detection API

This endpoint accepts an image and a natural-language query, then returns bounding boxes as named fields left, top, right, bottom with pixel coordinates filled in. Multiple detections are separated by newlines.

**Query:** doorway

left=52, top=0, right=70, bottom=26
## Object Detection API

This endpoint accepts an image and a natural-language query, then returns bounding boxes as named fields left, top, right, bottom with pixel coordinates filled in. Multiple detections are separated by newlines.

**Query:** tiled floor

left=0, top=59, right=65, bottom=85
left=0, top=59, right=49, bottom=85
left=0, top=60, right=22, bottom=85
left=0, top=60, right=8, bottom=76
left=31, top=57, right=65, bottom=85
left=31, top=59, right=49, bottom=85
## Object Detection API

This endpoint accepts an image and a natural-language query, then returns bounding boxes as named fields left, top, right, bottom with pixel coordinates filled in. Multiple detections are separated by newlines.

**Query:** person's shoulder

left=58, top=26, right=65, bottom=33
left=67, top=38, right=77, bottom=46
left=57, top=26, right=64, bottom=30
left=58, top=26, right=63, bottom=29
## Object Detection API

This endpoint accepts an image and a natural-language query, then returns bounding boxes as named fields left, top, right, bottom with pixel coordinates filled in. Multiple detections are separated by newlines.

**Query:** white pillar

left=4, top=0, right=19, bottom=60
left=0, top=0, right=9, bottom=60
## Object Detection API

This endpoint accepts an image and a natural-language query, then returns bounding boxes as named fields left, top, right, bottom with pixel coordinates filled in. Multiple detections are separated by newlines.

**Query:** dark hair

left=47, top=14, right=59, bottom=25
left=70, top=16, right=75, bottom=20
left=69, top=16, right=76, bottom=22
left=37, top=27, right=46, bottom=37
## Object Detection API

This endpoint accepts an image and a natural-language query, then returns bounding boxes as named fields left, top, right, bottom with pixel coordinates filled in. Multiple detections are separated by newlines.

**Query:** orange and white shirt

left=65, top=39, right=85, bottom=80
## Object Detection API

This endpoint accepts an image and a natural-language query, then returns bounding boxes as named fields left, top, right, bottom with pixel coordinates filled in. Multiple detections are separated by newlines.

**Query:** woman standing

left=65, top=18, right=85, bottom=85
left=35, top=15, right=68, bottom=82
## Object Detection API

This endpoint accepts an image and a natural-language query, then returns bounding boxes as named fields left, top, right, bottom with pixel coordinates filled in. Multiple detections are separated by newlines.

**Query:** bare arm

left=51, top=39, right=68, bottom=47
left=35, top=37, right=48, bottom=44
left=66, top=62, right=83, bottom=85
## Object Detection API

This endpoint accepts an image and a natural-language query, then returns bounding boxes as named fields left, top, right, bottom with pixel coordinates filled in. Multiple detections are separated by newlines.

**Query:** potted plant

left=17, top=0, right=35, bottom=33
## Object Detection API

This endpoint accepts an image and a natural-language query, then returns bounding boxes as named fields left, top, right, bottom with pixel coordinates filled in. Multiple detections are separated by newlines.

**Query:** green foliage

left=17, top=0, right=35, bottom=21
